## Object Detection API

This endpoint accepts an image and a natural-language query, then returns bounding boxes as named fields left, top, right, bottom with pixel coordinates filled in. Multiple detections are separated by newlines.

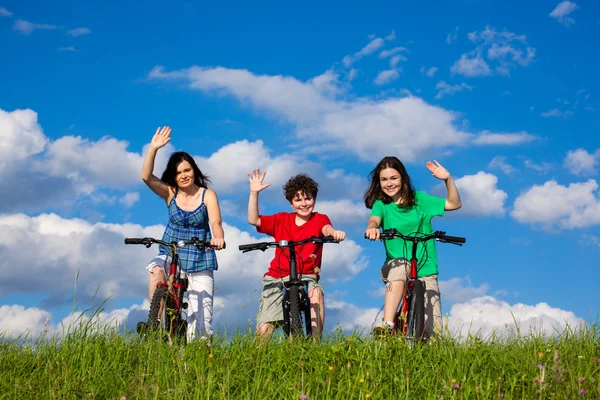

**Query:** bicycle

left=124, top=236, right=218, bottom=343
left=238, top=236, right=339, bottom=338
left=369, top=229, right=465, bottom=344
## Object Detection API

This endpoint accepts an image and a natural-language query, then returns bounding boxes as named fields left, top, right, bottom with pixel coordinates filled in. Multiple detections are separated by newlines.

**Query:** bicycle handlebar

left=238, top=236, right=339, bottom=253
left=124, top=237, right=225, bottom=250
left=368, top=229, right=466, bottom=246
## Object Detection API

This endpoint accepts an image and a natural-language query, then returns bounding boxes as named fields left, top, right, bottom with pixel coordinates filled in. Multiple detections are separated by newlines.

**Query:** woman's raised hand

left=426, top=160, right=451, bottom=181
left=150, top=126, right=172, bottom=149
left=248, top=168, right=272, bottom=193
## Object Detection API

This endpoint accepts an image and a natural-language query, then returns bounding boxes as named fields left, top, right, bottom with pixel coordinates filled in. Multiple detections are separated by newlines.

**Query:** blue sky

left=1, top=0, right=599, bottom=338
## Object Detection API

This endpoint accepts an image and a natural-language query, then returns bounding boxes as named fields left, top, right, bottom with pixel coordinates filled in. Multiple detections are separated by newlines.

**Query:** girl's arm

left=365, top=216, right=381, bottom=240
left=247, top=168, right=271, bottom=228
left=142, top=126, right=172, bottom=202
left=322, top=225, right=346, bottom=241
left=204, top=189, right=225, bottom=250
left=426, top=160, right=462, bottom=211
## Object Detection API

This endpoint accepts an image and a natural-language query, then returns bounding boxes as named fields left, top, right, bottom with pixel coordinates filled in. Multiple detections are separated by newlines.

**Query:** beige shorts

left=380, top=258, right=443, bottom=338
left=256, top=275, right=321, bottom=326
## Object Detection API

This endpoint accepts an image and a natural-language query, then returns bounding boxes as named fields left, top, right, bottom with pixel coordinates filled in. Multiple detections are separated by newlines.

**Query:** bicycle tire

left=288, top=285, right=303, bottom=337
left=406, top=279, right=425, bottom=343
left=148, top=286, right=168, bottom=332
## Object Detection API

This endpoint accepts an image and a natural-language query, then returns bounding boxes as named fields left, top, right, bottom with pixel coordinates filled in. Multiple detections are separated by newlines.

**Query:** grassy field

left=1, top=321, right=599, bottom=400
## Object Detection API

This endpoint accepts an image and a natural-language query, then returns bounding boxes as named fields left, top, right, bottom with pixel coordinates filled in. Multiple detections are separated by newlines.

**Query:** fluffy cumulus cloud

left=314, top=200, right=370, bottom=225
left=452, top=172, right=508, bottom=216
left=549, top=1, right=579, bottom=26
left=447, top=296, right=584, bottom=338
left=0, top=108, right=47, bottom=168
left=488, top=156, right=518, bottom=176
left=149, top=66, right=473, bottom=163
left=564, top=148, right=598, bottom=176
left=451, top=26, right=535, bottom=77
left=439, top=277, right=490, bottom=304
left=511, top=179, right=600, bottom=229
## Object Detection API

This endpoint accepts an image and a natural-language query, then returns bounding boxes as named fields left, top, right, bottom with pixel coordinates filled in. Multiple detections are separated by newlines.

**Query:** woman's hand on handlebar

left=365, top=227, right=380, bottom=241
left=210, top=237, right=226, bottom=250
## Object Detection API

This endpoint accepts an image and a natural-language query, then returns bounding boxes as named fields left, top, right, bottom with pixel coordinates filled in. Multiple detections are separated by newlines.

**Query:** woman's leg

left=148, top=266, right=166, bottom=300
left=186, top=270, right=214, bottom=341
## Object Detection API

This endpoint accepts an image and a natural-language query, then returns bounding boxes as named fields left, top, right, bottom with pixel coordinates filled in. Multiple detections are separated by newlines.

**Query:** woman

left=364, top=156, right=461, bottom=339
left=142, top=126, right=225, bottom=341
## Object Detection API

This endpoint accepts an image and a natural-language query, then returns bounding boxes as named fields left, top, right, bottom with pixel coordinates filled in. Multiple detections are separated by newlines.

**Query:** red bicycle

left=124, top=236, right=218, bottom=342
left=373, top=229, right=465, bottom=343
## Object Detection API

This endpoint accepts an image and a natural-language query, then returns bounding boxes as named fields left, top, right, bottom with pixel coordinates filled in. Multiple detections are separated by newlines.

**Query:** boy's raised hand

left=426, top=160, right=451, bottom=181
left=248, top=168, right=272, bottom=193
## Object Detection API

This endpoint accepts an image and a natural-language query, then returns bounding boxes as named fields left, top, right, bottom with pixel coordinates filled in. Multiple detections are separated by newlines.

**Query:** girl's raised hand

left=426, top=160, right=451, bottom=181
left=248, top=168, right=272, bottom=193
left=150, top=126, right=172, bottom=149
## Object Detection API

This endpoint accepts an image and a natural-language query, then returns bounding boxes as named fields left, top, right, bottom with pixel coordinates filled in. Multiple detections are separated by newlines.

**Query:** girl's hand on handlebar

left=248, top=168, right=271, bottom=194
left=210, top=237, right=226, bottom=250
left=150, top=126, right=172, bottom=150
left=332, top=230, right=346, bottom=242
left=365, top=228, right=380, bottom=240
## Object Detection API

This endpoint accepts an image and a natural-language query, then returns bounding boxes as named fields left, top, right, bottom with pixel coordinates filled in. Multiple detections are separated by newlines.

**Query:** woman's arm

left=142, top=126, right=172, bottom=201
left=426, top=160, right=462, bottom=211
left=204, top=189, right=225, bottom=250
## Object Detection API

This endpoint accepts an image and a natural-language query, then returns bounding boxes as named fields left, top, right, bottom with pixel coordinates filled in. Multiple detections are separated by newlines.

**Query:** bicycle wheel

left=288, top=284, right=303, bottom=337
left=406, top=279, right=425, bottom=344
left=148, top=286, right=168, bottom=332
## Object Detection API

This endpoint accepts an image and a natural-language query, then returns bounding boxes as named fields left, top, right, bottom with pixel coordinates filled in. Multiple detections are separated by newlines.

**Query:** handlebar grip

left=124, top=238, right=144, bottom=245
left=440, top=235, right=466, bottom=244
left=239, top=243, right=259, bottom=251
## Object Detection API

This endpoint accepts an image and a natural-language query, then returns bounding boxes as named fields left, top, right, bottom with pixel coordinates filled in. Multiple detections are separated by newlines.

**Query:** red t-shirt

left=258, top=212, right=332, bottom=279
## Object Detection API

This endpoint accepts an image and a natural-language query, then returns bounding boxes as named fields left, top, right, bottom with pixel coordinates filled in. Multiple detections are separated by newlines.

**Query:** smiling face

left=175, top=160, right=195, bottom=189
left=379, top=167, right=402, bottom=200
left=290, top=190, right=315, bottom=218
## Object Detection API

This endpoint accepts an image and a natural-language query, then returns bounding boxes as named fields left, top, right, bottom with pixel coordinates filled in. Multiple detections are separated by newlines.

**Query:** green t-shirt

left=371, top=191, right=445, bottom=277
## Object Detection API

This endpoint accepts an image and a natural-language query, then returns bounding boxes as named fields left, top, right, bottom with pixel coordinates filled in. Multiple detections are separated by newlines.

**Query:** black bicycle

left=372, top=229, right=465, bottom=344
left=125, top=236, right=219, bottom=342
left=239, top=236, right=339, bottom=337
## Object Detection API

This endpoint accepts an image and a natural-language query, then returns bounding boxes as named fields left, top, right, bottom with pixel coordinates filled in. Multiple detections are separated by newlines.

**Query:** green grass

left=1, top=321, right=599, bottom=400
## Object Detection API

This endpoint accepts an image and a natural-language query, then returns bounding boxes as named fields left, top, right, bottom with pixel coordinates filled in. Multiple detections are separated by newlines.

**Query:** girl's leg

left=308, top=286, right=324, bottom=338
left=383, top=281, right=405, bottom=323
left=186, top=270, right=214, bottom=341
left=422, top=275, right=442, bottom=340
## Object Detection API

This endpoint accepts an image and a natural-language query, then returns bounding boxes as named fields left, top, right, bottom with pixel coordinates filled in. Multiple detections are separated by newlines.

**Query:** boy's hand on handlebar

left=210, top=237, right=226, bottom=250
left=248, top=168, right=271, bottom=194
left=365, top=228, right=380, bottom=240
left=332, top=230, right=346, bottom=242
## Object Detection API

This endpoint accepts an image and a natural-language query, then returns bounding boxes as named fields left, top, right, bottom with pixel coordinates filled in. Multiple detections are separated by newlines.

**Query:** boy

left=247, top=168, right=346, bottom=339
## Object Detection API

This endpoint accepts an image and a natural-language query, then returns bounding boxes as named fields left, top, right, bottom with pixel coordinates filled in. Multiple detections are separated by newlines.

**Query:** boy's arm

left=247, top=168, right=271, bottom=228
left=322, top=224, right=345, bottom=242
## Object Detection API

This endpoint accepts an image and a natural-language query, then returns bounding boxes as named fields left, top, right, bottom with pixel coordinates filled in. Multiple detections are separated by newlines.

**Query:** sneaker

left=372, top=323, right=393, bottom=337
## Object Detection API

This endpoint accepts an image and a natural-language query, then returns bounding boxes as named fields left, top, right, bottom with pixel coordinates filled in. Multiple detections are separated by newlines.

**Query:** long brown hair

left=161, top=152, right=211, bottom=189
left=364, top=156, right=415, bottom=209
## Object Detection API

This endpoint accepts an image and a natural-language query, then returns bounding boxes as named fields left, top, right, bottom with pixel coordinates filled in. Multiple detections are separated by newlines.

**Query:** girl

left=364, top=156, right=461, bottom=339
left=142, top=126, right=225, bottom=341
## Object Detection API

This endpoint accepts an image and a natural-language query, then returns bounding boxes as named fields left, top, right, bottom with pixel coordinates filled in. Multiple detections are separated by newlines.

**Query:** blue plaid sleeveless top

left=158, top=188, right=218, bottom=273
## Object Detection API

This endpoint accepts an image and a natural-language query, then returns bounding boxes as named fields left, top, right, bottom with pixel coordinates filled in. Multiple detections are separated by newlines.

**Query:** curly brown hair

left=283, top=174, right=319, bottom=202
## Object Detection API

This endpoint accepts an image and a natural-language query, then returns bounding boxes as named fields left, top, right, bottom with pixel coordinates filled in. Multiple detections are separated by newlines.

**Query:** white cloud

left=149, top=66, right=472, bottom=163
left=0, top=7, right=12, bottom=17
left=0, top=108, right=47, bottom=169
left=512, top=179, right=600, bottom=229
left=472, top=130, right=536, bottom=145
left=488, top=156, right=518, bottom=175
left=580, top=233, right=600, bottom=247
left=67, top=27, right=91, bottom=37
left=435, top=81, right=473, bottom=99
left=119, top=192, right=140, bottom=207
left=439, top=277, right=489, bottom=303
left=389, top=55, right=405, bottom=67
left=314, top=200, right=370, bottom=224
left=385, top=30, right=396, bottom=41
left=524, top=159, right=552, bottom=174
left=550, top=1, right=579, bottom=26
left=452, top=26, right=535, bottom=77
left=447, top=296, right=584, bottom=338
left=453, top=172, right=507, bottom=216
left=378, top=46, right=408, bottom=59
left=420, top=66, right=438, bottom=78
left=13, top=19, right=57, bottom=35
left=446, top=27, right=459, bottom=44
left=374, top=69, right=399, bottom=86
left=564, top=148, right=598, bottom=176
left=343, top=38, right=385, bottom=67
left=450, top=53, right=492, bottom=77
left=541, top=108, right=574, bottom=118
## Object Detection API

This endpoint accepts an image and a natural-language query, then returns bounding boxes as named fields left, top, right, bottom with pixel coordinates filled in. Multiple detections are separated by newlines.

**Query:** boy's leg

left=255, top=276, right=284, bottom=341
left=308, top=283, right=324, bottom=338
left=186, top=270, right=214, bottom=342
left=256, top=322, right=276, bottom=339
